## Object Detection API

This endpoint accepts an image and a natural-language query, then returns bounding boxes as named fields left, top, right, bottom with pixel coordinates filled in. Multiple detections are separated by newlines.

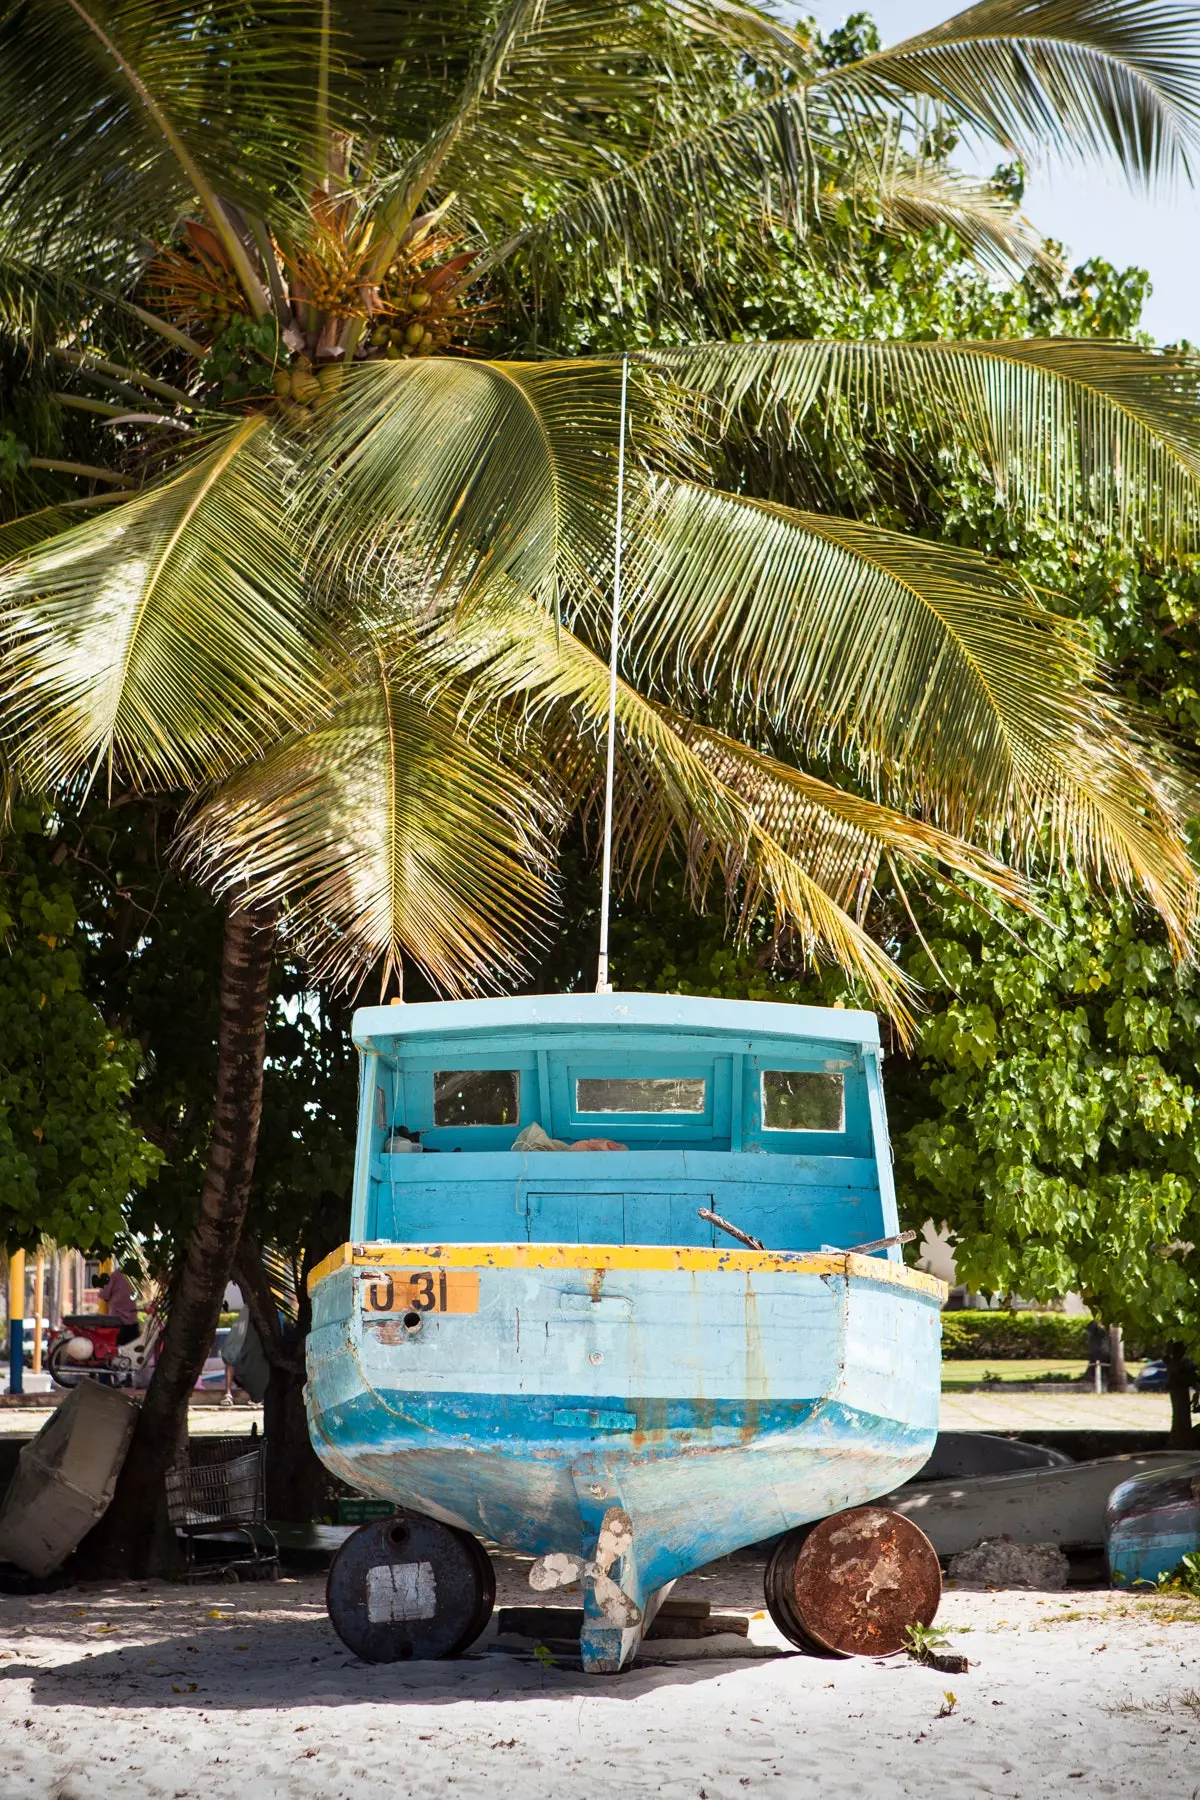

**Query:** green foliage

left=878, top=295, right=1200, bottom=1358
left=892, top=877, right=1200, bottom=1356
left=940, top=1309, right=1099, bottom=1359
left=903, top=1621, right=952, bottom=1660
left=0, top=427, right=29, bottom=481
left=1159, top=1551, right=1200, bottom=1595
left=249, top=973, right=358, bottom=1270
left=56, top=794, right=359, bottom=1275
left=200, top=315, right=283, bottom=403
left=0, top=809, right=161, bottom=1249
left=819, top=12, right=881, bottom=68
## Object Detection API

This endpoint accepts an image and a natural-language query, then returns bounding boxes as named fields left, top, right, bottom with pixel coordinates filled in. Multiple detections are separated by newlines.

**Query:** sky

left=802, top=1, right=1199, bottom=344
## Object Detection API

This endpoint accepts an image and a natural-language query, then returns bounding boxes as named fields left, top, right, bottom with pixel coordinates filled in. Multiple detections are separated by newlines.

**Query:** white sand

left=1, top=1559, right=1197, bottom=1799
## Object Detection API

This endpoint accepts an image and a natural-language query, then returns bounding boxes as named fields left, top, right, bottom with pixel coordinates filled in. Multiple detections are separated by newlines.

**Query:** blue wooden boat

left=307, top=992, right=946, bottom=1670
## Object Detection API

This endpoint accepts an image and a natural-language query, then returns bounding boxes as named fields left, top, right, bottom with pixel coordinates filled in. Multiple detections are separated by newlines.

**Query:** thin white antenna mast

left=596, top=355, right=629, bottom=995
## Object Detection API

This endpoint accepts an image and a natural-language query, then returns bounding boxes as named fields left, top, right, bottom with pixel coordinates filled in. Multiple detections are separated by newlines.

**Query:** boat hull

left=1106, top=1460, right=1200, bottom=1588
left=307, top=1243, right=942, bottom=1667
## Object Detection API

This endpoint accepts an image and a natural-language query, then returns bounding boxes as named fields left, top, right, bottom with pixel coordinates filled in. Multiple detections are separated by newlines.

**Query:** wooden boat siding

left=306, top=1249, right=943, bottom=1588
left=365, top=1153, right=882, bottom=1253
left=308, top=1240, right=946, bottom=1299
left=346, top=994, right=899, bottom=1258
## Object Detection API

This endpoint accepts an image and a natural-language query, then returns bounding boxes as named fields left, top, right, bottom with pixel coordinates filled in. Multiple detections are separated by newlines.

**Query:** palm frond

left=661, top=715, right=1034, bottom=915
left=302, top=356, right=690, bottom=614
left=383, top=0, right=816, bottom=236
left=0, top=496, right=132, bottom=566
left=489, top=88, right=836, bottom=292
left=863, top=155, right=1057, bottom=284
left=0, top=417, right=333, bottom=791
left=0, top=0, right=320, bottom=268
left=826, top=0, right=1200, bottom=183
left=651, top=337, right=1200, bottom=546
left=180, top=655, right=559, bottom=996
left=617, top=477, right=1198, bottom=944
left=497, top=0, right=1200, bottom=290
left=306, top=355, right=1197, bottom=948
left=419, top=590, right=929, bottom=1025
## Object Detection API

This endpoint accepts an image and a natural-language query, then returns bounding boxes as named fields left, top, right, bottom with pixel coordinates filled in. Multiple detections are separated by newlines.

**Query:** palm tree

left=2, top=0, right=1200, bottom=1565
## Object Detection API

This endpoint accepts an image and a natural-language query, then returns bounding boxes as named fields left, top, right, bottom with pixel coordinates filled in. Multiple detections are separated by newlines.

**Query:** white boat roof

left=353, top=991, right=880, bottom=1052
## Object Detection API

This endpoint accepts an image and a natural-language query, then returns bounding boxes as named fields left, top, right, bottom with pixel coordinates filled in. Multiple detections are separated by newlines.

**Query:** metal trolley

left=165, top=1435, right=279, bottom=1581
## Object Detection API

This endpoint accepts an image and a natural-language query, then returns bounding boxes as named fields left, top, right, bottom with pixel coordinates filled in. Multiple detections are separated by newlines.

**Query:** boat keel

left=529, top=1487, right=678, bottom=1673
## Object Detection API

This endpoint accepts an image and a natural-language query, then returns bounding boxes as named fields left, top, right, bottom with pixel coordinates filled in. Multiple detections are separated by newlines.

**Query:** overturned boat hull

left=1106, top=1460, right=1200, bottom=1588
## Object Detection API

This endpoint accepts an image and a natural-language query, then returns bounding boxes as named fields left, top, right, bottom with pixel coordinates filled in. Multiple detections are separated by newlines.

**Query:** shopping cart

left=165, top=1435, right=279, bottom=1581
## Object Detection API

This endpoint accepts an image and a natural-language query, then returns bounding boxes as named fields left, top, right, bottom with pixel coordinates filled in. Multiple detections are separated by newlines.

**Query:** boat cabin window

left=761, top=1069, right=844, bottom=1133
left=368, top=1038, right=866, bottom=1158
left=575, top=1076, right=706, bottom=1115
left=433, top=1069, right=520, bottom=1127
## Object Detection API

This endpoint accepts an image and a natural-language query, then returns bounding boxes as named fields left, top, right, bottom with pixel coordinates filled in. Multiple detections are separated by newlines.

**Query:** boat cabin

left=350, top=992, right=900, bottom=1256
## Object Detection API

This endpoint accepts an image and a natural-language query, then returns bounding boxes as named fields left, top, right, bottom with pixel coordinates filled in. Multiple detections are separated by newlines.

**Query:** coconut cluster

left=370, top=287, right=463, bottom=360
left=271, top=358, right=345, bottom=418
left=143, top=245, right=244, bottom=337
left=141, top=210, right=488, bottom=414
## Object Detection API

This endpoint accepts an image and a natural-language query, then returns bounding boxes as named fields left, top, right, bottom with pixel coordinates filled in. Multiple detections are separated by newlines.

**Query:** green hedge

left=941, top=1310, right=1101, bottom=1359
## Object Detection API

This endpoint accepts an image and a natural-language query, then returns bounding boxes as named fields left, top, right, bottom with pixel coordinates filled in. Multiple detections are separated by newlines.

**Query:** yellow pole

left=32, top=1248, right=45, bottom=1375
left=97, top=1254, right=113, bottom=1315
left=7, top=1249, right=25, bottom=1396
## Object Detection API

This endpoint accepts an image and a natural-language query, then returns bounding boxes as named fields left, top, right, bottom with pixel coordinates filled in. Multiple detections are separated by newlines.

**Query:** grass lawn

left=941, top=1358, right=1147, bottom=1389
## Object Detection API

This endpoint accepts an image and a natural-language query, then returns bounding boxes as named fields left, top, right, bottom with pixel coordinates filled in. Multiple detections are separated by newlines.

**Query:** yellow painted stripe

left=308, top=1240, right=946, bottom=1300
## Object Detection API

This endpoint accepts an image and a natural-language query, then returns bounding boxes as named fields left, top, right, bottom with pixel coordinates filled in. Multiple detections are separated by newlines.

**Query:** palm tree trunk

left=1107, top=1325, right=1128, bottom=1394
left=1166, top=1341, right=1197, bottom=1450
left=79, top=900, right=275, bottom=1576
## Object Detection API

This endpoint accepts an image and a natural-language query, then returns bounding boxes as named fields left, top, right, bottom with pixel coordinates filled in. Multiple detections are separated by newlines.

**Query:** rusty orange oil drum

left=765, top=1506, right=941, bottom=1657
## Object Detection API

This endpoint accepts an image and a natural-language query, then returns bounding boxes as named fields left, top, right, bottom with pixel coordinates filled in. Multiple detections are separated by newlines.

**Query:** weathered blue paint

left=1106, top=1460, right=1200, bottom=1588
left=307, top=993, right=945, bottom=1671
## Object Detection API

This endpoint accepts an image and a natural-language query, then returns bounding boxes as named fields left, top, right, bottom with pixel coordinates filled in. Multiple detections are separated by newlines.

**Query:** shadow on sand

left=4, top=1609, right=792, bottom=1712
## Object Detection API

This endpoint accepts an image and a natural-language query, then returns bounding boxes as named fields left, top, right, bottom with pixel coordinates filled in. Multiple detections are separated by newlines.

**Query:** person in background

left=219, top=1304, right=271, bottom=1407
left=1083, top=1319, right=1110, bottom=1389
left=96, top=1267, right=140, bottom=1345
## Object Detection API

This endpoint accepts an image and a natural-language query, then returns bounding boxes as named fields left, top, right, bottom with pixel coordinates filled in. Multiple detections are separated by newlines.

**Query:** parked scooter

left=46, top=1305, right=162, bottom=1389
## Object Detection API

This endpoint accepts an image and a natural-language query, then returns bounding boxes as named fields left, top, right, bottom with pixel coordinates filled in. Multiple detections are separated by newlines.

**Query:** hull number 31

left=362, top=1270, right=480, bottom=1314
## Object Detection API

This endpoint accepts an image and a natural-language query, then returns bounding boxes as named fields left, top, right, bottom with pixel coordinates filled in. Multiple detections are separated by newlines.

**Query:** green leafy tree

left=2, top=0, right=1200, bottom=1564
left=892, top=876, right=1200, bottom=1443
left=0, top=808, right=160, bottom=1251
left=233, top=974, right=359, bottom=1519
left=885, top=523, right=1200, bottom=1447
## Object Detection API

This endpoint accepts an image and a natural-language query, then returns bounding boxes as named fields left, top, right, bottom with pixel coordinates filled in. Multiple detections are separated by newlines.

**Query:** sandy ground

left=0, top=1405, right=265, bottom=1437
left=2, top=1557, right=1198, bottom=1800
